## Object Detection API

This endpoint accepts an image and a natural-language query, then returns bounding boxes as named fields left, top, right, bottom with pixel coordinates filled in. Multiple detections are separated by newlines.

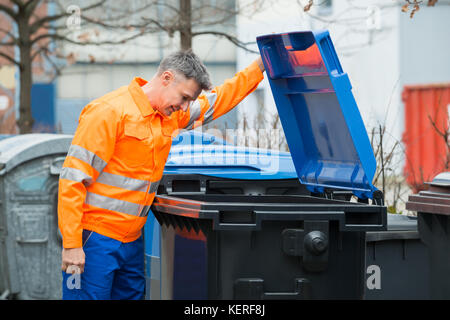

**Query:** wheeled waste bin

left=151, top=30, right=387, bottom=300
left=406, top=171, right=450, bottom=299
left=0, top=134, right=72, bottom=299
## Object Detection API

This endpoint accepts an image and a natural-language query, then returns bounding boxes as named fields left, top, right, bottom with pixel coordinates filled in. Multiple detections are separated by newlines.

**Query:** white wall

left=236, top=0, right=312, bottom=148
left=399, top=3, right=450, bottom=85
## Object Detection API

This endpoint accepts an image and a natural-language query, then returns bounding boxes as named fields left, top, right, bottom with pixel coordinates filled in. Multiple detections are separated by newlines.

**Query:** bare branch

left=0, top=41, right=17, bottom=47
left=30, top=42, right=51, bottom=61
left=191, top=13, right=236, bottom=28
left=0, top=26, right=19, bottom=46
left=30, top=29, right=147, bottom=47
left=0, top=51, right=20, bottom=66
left=80, top=14, right=150, bottom=30
left=427, top=114, right=447, bottom=138
left=303, top=0, right=313, bottom=12
left=140, top=17, right=176, bottom=35
left=23, top=0, right=41, bottom=17
left=191, top=3, right=239, bottom=23
left=24, top=0, right=40, bottom=8
left=0, top=3, right=18, bottom=20
left=9, top=0, right=24, bottom=5
left=69, top=0, right=108, bottom=12
left=154, top=1, right=180, bottom=15
left=41, top=48, right=62, bottom=82
left=29, top=12, right=68, bottom=34
left=192, top=31, right=258, bottom=54
left=29, top=0, right=108, bottom=34
left=76, top=1, right=159, bottom=24
left=32, top=1, right=162, bottom=34
left=38, top=23, right=69, bottom=31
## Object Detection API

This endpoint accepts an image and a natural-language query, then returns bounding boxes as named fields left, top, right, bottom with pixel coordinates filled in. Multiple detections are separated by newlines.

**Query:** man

left=58, top=50, right=265, bottom=300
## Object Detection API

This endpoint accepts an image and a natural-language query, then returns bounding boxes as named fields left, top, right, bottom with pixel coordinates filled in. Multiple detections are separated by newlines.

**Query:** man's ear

left=161, top=70, right=174, bottom=86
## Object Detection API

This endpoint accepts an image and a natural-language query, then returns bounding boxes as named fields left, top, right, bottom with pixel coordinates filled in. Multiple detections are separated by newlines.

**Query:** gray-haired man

left=58, top=49, right=265, bottom=300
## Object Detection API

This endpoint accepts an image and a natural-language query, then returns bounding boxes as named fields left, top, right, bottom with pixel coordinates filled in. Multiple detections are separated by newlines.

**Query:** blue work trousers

left=62, top=230, right=145, bottom=300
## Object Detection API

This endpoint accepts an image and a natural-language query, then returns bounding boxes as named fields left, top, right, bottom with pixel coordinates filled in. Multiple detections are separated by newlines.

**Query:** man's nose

left=181, top=101, right=191, bottom=112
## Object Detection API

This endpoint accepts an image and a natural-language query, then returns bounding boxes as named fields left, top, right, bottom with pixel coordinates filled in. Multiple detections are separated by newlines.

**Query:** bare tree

left=300, top=0, right=441, bottom=16
left=427, top=95, right=450, bottom=171
left=0, top=0, right=160, bottom=133
left=0, top=0, right=265, bottom=133
left=369, top=122, right=410, bottom=213
left=139, top=0, right=263, bottom=52
left=401, top=0, right=440, bottom=18
left=294, top=0, right=446, bottom=56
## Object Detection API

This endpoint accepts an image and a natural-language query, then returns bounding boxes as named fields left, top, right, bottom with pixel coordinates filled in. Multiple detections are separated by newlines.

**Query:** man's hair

left=157, top=50, right=212, bottom=91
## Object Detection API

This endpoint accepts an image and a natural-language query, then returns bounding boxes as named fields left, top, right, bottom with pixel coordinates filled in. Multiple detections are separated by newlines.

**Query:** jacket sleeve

left=58, top=101, right=120, bottom=248
left=177, top=60, right=264, bottom=130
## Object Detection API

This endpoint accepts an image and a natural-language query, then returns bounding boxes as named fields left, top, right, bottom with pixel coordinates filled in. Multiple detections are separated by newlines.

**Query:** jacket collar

left=128, top=77, right=156, bottom=117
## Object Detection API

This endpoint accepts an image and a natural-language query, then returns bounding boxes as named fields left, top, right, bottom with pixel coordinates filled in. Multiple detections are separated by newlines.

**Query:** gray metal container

left=0, top=134, right=72, bottom=299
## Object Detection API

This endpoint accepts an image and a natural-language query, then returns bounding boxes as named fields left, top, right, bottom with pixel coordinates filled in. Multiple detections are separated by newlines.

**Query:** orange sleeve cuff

left=248, top=60, right=265, bottom=83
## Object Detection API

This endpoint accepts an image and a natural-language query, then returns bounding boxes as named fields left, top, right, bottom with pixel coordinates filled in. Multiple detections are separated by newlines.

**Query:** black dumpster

left=152, top=185, right=386, bottom=300
left=364, top=214, right=431, bottom=300
left=406, top=171, right=450, bottom=299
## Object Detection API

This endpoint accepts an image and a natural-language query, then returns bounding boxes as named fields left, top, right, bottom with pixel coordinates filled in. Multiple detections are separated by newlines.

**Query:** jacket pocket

left=116, top=122, right=152, bottom=167
left=125, top=122, right=150, bottom=140
left=161, top=118, right=178, bottom=139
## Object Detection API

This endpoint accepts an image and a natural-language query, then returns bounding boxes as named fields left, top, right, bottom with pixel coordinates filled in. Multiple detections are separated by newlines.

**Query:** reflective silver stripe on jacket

left=96, top=171, right=149, bottom=193
left=139, top=205, right=152, bottom=217
left=85, top=192, right=142, bottom=216
left=203, top=92, right=217, bottom=125
left=85, top=192, right=154, bottom=217
left=60, top=167, right=94, bottom=186
left=185, top=93, right=217, bottom=130
left=84, top=177, right=160, bottom=217
left=97, top=171, right=160, bottom=194
left=61, top=165, right=160, bottom=196
left=148, top=179, right=161, bottom=194
left=67, top=144, right=107, bottom=173
left=141, top=179, right=160, bottom=216
left=185, top=100, right=202, bottom=130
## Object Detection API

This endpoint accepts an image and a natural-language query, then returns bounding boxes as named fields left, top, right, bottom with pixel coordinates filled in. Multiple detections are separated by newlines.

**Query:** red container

left=402, top=84, right=450, bottom=192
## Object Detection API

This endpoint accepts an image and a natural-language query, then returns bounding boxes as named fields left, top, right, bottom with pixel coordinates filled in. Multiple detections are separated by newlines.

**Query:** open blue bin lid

left=257, top=30, right=378, bottom=199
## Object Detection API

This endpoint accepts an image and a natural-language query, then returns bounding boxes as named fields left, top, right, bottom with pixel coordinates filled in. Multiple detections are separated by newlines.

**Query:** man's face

left=157, top=71, right=202, bottom=117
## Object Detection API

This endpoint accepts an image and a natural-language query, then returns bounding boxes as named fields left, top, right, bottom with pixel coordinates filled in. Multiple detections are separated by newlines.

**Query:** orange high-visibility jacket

left=58, top=61, right=264, bottom=248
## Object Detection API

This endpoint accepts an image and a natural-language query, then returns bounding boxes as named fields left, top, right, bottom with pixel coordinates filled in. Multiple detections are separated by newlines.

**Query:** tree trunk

left=179, top=0, right=192, bottom=50
left=16, top=10, right=34, bottom=133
